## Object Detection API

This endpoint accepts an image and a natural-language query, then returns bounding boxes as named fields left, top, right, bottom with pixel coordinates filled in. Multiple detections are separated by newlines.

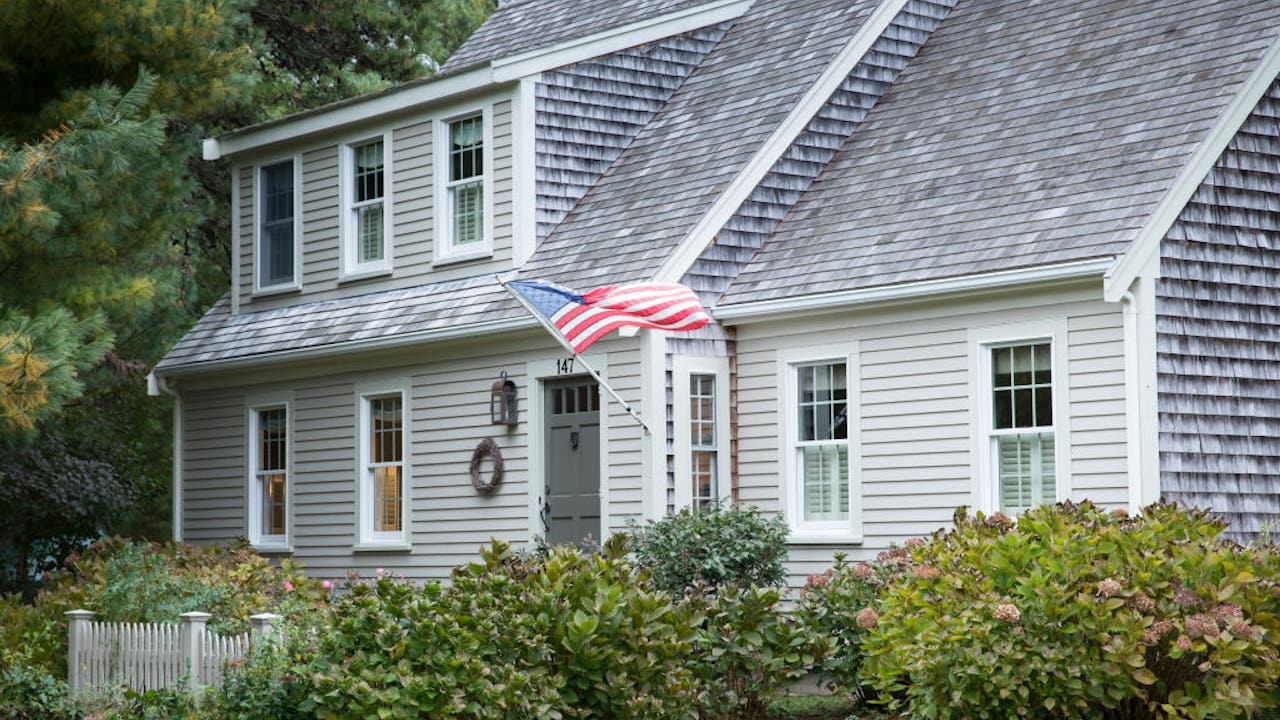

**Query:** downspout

left=1120, top=290, right=1142, bottom=514
left=147, top=371, right=183, bottom=542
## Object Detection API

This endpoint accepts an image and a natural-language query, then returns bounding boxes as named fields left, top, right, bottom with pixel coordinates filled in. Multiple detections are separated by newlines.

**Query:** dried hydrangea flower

left=850, top=562, right=874, bottom=581
left=856, top=607, right=879, bottom=629
left=1184, top=613, right=1220, bottom=639
left=1176, top=635, right=1192, bottom=651
left=985, top=512, right=1015, bottom=530
left=913, top=565, right=941, bottom=580
left=904, top=537, right=926, bottom=550
left=1127, top=591, right=1155, bottom=613
left=1173, top=586, right=1200, bottom=607
left=1213, top=604, right=1243, bottom=621
left=1230, top=620, right=1252, bottom=638
left=994, top=603, right=1021, bottom=624
left=1110, top=508, right=1129, bottom=519
left=1097, top=578, right=1122, bottom=598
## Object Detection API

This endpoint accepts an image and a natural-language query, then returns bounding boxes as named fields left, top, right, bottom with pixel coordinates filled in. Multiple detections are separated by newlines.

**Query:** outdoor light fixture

left=490, top=372, right=518, bottom=426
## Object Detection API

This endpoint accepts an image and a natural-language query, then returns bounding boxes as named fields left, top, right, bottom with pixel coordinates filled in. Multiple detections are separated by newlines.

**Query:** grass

left=765, top=693, right=863, bottom=720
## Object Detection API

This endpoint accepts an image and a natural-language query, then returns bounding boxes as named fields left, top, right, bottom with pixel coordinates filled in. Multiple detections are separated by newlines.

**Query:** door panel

left=545, top=379, right=601, bottom=547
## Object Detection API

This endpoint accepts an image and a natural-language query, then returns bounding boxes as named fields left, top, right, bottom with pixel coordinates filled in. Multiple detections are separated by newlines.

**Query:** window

left=343, top=137, right=391, bottom=276
left=257, top=159, right=297, bottom=289
left=435, top=110, right=490, bottom=261
left=359, top=391, right=407, bottom=545
left=779, top=345, right=861, bottom=541
left=690, top=374, right=718, bottom=509
left=673, top=357, right=731, bottom=512
left=990, top=343, right=1055, bottom=514
left=248, top=405, right=289, bottom=549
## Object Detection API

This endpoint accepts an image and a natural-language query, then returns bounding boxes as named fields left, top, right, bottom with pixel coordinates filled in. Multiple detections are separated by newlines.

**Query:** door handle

left=570, top=431, right=579, bottom=450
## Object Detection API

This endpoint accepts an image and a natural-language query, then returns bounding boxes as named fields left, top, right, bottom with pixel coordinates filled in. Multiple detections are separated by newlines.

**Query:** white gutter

left=153, top=316, right=539, bottom=378
left=147, top=372, right=184, bottom=542
left=714, top=258, right=1115, bottom=322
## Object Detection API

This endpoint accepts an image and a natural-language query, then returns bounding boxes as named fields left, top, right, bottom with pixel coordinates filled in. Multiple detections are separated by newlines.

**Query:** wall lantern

left=490, top=372, right=518, bottom=426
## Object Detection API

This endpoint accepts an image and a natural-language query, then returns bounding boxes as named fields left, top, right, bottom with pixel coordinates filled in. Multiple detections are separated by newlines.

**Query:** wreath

left=469, top=437, right=504, bottom=495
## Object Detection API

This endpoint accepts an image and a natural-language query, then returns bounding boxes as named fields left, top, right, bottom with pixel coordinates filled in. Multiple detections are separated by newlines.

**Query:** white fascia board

left=490, top=0, right=753, bottom=83
left=204, top=66, right=494, bottom=160
left=1103, top=33, right=1280, bottom=303
left=154, top=316, right=538, bottom=378
left=713, top=258, right=1115, bottom=322
left=654, top=0, right=912, bottom=283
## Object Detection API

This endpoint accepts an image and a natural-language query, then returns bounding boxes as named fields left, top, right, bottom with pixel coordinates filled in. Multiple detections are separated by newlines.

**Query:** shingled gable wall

left=535, top=23, right=731, bottom=243
left=1157, top=76, right=1280, bottom=543
left=663, top=0, right=959, bottom=512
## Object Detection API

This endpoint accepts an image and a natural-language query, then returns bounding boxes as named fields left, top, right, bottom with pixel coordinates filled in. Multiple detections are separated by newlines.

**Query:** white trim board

left=1103, top=33, right=1280, bottom=303
left=715, top=259, right=1114, bottom=322
left=654, top=0, right=913, bottom=284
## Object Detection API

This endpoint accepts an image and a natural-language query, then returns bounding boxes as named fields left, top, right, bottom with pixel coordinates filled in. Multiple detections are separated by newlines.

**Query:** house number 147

left=556, top=358, right=575, bottom=374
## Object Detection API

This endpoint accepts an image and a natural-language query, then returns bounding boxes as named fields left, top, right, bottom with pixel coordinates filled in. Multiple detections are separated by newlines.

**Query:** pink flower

left=283, top=581, right=293, bottom=592
left=322, top=579, right=333, bottom=590
left=1096, top=578, right=1122, bottom=599
left=855, top=607, right=879, bottom=629
left=806, top=573, right=830, bottom=589
left=376, top=567, right=385, bottom=576
left=994, top=603, right=1021, bottom=624
left=850, top=562, right=874, bottom=581
left=1230, top=620, right=1252, bottom=638
left=1175, top=635, right=1192, bottom=651
left=904, top=537, right=926, bottom=550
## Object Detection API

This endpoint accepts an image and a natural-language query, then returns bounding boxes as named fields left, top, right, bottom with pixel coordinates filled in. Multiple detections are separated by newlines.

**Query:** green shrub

left=862, top=502, right=1280, bottom=719
left=305, top=536, right=703, bottom=720
left=0, top=647, right=80, bottom=720
left=199, top=624, right=313, bottom=720
left=694, top=585, right=833, bottom=720
left=797, top=549, right=911, bottom=698
left=630, top=504, right=789, bottom=595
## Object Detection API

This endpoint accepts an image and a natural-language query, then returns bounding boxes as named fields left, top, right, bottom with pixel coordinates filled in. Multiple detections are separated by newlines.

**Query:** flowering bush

left=630, top=504, right=789, bottom=594
left=862, top=502, right=1280, bottom=719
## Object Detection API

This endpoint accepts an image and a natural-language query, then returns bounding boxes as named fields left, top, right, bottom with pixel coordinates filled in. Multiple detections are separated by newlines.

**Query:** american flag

left=506, top=279, right=710, bottom=353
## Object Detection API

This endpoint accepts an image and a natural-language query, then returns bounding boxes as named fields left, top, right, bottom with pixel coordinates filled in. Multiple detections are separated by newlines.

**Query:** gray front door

left=544, top=378, right=601, bottom=547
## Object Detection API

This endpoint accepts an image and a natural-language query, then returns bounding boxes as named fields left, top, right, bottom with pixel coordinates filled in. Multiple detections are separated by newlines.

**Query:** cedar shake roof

left=719, top=0, right=1280, bottom=306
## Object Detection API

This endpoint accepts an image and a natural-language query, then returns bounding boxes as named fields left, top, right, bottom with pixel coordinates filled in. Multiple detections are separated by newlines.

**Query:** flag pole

left=499, top=278, right=653, bottom=437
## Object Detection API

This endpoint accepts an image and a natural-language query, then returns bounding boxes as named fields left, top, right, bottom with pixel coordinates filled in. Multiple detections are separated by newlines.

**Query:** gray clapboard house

left=153, top=0, right=1280, bottom=583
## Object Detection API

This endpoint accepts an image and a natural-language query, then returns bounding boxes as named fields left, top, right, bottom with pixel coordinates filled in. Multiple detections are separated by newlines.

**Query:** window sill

left=251, top=283, right=301, bottom=299
left=338, top=267, right=393, bottom=285
left=787, top=533, right=864, bottom=546
left=352, top=542, right=412, bottom=553
left=432, top=249, right=492, bottom=268
left=251, top=543, right=293, bottom=554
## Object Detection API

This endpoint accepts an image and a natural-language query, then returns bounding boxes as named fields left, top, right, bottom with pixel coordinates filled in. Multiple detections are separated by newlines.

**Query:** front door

left=544, top=378, right=601, bottom=547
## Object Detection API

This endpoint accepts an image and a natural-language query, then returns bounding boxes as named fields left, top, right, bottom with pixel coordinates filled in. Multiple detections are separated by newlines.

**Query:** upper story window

left=248, top=403, right=289, bottom=550
left=342, top=136, right=392, bottom=277
left=436, top=109, right=491, bottom=263
left=990, top=342, right=1056, bottom=515
left=257, top=159, right=298, bottom=290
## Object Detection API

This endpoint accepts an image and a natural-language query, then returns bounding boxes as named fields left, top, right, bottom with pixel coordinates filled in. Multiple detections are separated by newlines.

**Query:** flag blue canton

left=507, top=280, right=584, bottom=319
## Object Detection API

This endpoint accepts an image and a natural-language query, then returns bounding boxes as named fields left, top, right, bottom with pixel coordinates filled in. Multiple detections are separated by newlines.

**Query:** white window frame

left=252, top=154, right=303, bottom=294
left=777, top=343, right=862, bottom=543
left=246, top=393, right=293, bottom=552
left=354, top=380, right=412, bottom=550
left=969, top=320, right=1071, bottom=515
left=339, top=132, right=394, bottom=279
left=433, top=105, right=494, bottom=265
left=673, top=356, right=732, bottom=511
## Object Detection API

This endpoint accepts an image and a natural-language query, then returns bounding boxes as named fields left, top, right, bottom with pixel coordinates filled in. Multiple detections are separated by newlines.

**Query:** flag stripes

left=506, top=280, right=710, bottom=353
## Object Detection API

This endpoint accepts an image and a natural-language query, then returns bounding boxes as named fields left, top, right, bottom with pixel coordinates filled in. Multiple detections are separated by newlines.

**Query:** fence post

left=64, top=609, right=95, bottom=695
left=249, top=612, right=282, bottom=646
left=179, top=611, right=211, bottom=691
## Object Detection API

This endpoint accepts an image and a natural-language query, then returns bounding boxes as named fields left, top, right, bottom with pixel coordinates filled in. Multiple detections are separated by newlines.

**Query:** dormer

left=204, top=0, right=749, bottom=315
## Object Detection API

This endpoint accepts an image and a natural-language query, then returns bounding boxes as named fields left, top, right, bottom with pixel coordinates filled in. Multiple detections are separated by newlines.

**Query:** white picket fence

left=66, top=609, right=279, bottom=695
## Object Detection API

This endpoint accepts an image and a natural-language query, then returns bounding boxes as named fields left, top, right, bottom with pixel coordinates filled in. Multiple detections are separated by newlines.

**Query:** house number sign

left=556, top=357, right=575, bottom=374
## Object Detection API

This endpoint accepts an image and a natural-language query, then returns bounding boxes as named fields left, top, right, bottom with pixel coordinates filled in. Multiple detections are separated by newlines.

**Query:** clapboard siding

left=181, top=336, right=644, bottom=581
left=232, top=95, right=517, bottom=314
left=534, top=24, right=729, bottom=243
left=731, top=287, right=1127, bottom=586
left=1157, top=78, right=1280, bottom=542
left=682, top=0, right=958, bottom=300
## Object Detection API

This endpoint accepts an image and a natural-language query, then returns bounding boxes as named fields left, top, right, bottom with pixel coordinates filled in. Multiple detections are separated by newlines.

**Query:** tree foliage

left=0, top=0, right=495, bottom=593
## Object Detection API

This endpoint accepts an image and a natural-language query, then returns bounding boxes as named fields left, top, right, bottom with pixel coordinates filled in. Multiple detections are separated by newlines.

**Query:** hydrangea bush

left=861, top=502, right=1280, bottom=720
left=629, top=504, right=789, bottom=595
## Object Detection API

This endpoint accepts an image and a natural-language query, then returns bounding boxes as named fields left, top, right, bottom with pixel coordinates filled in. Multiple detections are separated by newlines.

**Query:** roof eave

left=714, top=258, right=1115, bottom=323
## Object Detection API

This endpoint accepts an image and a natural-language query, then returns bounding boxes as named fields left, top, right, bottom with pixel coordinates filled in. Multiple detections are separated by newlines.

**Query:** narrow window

left=258, top=160, right=295, bottom=287
left=796, top=363, right=849, bottom=523
left=690, top=374, right=718, bottom=509
left=990, top=343, right=1055, bottom=514
left=350, top=139, right=385, bottom=266
left=365, top=394, right=404, bottom=539
left=251, top=406, right=288, bottom=545
left=447, top=115, right=484, bottom=251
